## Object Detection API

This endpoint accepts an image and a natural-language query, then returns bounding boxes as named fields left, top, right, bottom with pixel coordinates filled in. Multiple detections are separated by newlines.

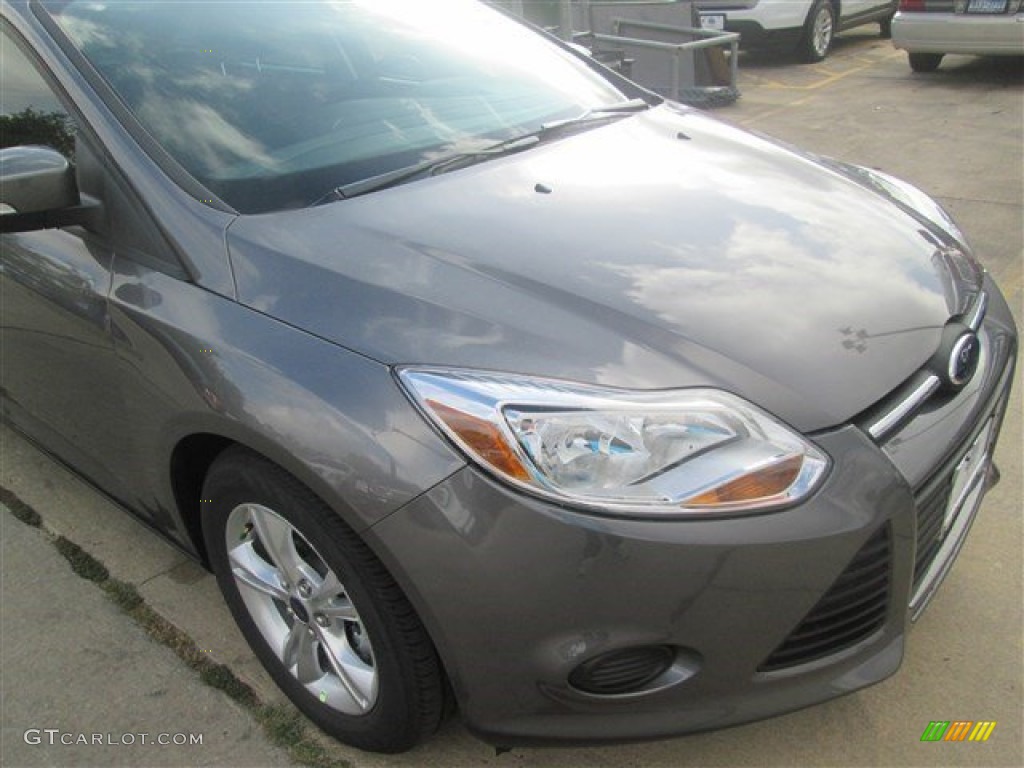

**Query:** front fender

left=108, top=256, right=464, bottom=551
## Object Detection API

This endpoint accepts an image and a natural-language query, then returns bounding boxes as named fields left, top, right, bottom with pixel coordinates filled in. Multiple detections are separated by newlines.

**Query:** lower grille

left=913, top=479, right=953, bottom=592
left=760, top=526, right=891, bottom=672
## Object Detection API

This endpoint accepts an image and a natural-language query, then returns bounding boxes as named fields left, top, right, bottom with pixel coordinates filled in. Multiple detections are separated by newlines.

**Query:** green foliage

left=54, top=536, right=110, bottom=582
left=0, top=107, right=76, bottom=159
left=103, top=579, right=144, bottom=611
left=0, top=487, right=42, bottom=528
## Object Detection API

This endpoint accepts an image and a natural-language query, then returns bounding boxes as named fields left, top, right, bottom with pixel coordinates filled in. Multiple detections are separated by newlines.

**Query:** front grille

left=857, top=290, right=988, bottom=443
left=760, top=526, right=891, bottom=672
left=913, top=478, right=954, bottom=592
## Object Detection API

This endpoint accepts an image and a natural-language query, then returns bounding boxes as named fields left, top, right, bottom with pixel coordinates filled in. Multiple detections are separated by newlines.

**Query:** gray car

left=0, top=0, right=1017, bottom=754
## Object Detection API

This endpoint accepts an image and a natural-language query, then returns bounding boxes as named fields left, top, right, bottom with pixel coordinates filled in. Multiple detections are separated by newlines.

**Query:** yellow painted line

left=741, top=49, right=903, bottom=124
left=761, top=51, right=901, bottom=91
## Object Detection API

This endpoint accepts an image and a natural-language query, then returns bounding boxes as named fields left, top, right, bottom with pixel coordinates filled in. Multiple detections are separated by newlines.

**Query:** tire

left=797, top=0, right=836, bottom=63
left=200, top=447, right=446, bottom=753
left=879, top=14, right=893, bottom=39
left=908, top=52, right=944, bottom=73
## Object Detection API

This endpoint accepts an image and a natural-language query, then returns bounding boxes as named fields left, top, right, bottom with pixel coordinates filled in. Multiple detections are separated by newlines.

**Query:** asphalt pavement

left=2, top=30, right=1022, bottom=768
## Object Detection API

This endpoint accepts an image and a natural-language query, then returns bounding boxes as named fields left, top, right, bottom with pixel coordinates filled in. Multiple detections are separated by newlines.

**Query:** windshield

left=46, top=0, right=629, bottom=213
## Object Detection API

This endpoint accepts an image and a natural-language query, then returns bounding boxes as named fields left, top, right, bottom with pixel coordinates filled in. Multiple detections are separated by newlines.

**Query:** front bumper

left=892, top=11, right=1024, bottom=55
left=719, top=20, right=804, bottom=49
left=367, top=279, right=1017, bottom=747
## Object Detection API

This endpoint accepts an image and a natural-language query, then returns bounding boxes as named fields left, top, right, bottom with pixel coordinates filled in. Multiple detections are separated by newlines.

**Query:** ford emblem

left=948, top=332, right=980, bottom=389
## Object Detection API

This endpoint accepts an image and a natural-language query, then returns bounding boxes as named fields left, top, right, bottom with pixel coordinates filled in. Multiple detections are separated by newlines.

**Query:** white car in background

left=892, top=0, right=1024, bottom=72
left=698, top=1, right=898, bottom=61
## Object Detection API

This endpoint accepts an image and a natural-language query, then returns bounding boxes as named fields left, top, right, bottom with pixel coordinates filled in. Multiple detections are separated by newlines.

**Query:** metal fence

left=494, top=1, right=740, bottom=106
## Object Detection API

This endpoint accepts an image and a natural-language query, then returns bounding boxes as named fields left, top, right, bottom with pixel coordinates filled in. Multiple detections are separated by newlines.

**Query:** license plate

left=700, top=14, right=726, bottom=31
left=965, top=0, right=1007, bottom=13
left=942, top=417, right=996, bottom=537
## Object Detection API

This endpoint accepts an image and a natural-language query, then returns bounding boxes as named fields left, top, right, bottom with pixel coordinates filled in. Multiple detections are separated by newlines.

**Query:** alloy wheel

left=226, top=502, right=378, bottom=715
left=811, top=6, right=834, bottom=59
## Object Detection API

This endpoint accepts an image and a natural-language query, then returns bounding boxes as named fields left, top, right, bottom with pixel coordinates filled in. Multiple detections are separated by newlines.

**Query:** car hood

left=227, top=105, right=978, bottom=433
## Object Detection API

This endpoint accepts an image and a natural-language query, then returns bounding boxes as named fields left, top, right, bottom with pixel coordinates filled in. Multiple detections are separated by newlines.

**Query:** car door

left=2, top=15, right=247, bottom=545
left=842, top=0, right=894, bottom=23
left=0, top=27, right=132, bottom=494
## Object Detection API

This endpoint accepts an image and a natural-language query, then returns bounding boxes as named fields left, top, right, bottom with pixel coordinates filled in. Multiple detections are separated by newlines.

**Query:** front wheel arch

left=169, top=428, right=371, bottom=567
left=170, top=432, right=236, bottom=565
left=167, top=430, right=460, bottom=713
left=199, top=445, right=450, bottom=751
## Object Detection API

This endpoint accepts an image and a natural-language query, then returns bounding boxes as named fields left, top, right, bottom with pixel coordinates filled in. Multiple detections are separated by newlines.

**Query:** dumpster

left=507, top=0, right=740, bottom=107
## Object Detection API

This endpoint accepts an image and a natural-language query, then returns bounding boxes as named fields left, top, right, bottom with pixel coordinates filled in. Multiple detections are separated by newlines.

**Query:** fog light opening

left=568, top=645, right=676, bottom=696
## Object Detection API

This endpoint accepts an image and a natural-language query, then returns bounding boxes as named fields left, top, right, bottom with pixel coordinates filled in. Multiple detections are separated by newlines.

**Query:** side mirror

left=1, top=145, right=79, bottom=212
left=0, top=145, right=97, bottom=233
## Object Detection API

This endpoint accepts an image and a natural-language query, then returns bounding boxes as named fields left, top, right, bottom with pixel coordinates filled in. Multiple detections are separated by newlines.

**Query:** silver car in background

left=893, top=0, right=1024, bottom=71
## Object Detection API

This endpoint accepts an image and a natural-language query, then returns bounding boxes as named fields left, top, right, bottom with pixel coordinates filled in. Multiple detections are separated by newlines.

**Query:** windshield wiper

left=536, top=97, right=652, bottom=134
left=313, top=98, right=653, bottom=204
left=315, top=135, right=542, bottom=204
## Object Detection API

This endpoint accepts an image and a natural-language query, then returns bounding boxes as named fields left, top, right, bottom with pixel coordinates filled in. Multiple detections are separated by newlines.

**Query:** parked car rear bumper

left=893, top=11, right=1024, bottom=55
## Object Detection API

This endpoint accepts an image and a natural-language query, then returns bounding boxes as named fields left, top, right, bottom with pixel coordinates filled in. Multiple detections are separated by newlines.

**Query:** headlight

left=398, top=368, right=829, bottom=516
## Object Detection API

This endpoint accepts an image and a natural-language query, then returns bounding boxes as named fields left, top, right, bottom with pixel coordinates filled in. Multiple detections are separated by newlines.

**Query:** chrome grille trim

left=866, top=291, right=988, bottom=442
left=867, top=375, right=940, bottom=440
left=966, top=290, right=988, bottom=332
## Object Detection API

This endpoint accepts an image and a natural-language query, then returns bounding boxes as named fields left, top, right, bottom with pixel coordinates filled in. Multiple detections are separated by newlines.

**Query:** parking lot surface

left=2, top=31, right=1021, bottom=768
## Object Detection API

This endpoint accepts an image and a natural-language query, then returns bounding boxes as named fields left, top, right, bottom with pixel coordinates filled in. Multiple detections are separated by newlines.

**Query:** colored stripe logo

left=920, top=721, right=996, bottom=742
